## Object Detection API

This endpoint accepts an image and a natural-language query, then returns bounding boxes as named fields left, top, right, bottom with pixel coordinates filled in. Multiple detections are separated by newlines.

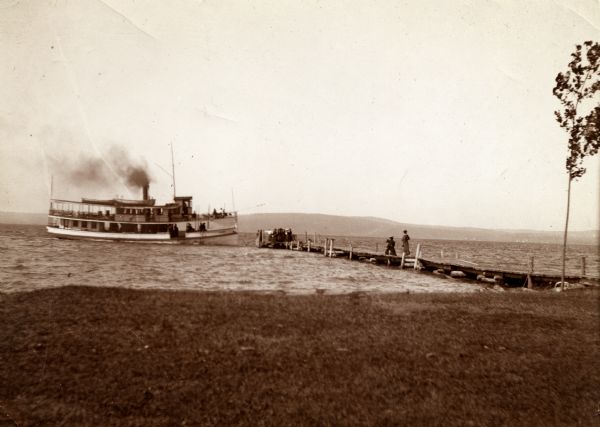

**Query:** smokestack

left=143, top=184, right=149, bottom=201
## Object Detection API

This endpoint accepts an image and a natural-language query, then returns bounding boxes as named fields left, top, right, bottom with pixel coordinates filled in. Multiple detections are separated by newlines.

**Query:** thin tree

left=553, top=41, right=600, bottom=290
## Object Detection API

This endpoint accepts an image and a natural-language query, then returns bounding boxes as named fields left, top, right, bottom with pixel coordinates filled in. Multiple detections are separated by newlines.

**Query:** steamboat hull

left=46, top=225, right=238, bottom=245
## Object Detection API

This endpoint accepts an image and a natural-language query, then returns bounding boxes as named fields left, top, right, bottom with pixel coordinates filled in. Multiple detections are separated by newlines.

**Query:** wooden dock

left=256, top=231, right=598, bottom=289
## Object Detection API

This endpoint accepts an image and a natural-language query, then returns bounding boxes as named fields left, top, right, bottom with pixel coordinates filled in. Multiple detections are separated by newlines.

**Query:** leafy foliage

left=553, top=41, right=600, bottom=180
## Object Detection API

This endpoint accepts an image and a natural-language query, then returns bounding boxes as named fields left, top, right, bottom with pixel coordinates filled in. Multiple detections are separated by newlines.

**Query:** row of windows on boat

left=51, top=219, right=208, bottom=233
left=48, top=209, right=234, bottom=221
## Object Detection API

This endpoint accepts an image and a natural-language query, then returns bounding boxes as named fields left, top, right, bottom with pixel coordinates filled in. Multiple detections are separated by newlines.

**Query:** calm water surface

left=1, top=225, right=597, bottom=294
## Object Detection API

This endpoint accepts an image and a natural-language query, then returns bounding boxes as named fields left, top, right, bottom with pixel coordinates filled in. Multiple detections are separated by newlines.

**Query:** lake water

left=1, top=225, right=597, bottom=295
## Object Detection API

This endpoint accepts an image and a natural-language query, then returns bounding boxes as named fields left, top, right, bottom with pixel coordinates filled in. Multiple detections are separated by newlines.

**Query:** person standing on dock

left=385, top=236, right=397, bottom=256
left=402, top=230, right=410, bottom=255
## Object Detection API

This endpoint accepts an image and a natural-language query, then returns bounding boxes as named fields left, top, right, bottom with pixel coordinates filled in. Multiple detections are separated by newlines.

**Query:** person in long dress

left=401, top=230, right=410, bottom=255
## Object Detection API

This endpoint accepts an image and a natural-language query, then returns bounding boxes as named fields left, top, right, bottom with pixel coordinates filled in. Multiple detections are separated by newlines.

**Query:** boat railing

left=49, top=209, right=237, bottom=223
left=199, top=212, right=236, bottom=220
left=49, top=209, right=116, bottom=221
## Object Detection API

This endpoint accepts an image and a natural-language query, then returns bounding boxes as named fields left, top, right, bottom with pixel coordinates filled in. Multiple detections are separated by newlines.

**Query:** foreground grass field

left=1, top=286, right=599, bottom=426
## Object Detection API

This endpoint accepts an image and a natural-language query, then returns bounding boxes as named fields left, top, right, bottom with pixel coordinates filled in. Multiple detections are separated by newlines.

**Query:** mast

left=170, top=142, right=176, bottom=199
left=50, top=175, right=54, bottom=209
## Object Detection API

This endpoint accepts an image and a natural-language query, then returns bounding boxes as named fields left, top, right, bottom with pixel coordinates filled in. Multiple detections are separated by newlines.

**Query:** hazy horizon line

left=3, top=209, right=597, bottom=234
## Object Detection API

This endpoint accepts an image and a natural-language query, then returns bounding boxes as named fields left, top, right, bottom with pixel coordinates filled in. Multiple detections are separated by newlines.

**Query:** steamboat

left=47, top=184, right=238, bottom=244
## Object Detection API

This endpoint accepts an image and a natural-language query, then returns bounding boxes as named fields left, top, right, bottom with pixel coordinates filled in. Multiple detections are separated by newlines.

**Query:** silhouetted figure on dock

left=385, top=236, right=397, bottom=256
left=402, top=230, right=410, bottom=255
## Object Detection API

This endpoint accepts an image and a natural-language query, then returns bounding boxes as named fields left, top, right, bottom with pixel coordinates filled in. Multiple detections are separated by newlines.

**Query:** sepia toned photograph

left=1, top=0, right=599, bottom=425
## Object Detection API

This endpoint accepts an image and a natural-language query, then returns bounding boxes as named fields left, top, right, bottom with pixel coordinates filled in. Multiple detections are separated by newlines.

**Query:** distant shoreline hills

left=1, top=211, right=597, bottom=245
left=239, top=213, right=598, bottom=245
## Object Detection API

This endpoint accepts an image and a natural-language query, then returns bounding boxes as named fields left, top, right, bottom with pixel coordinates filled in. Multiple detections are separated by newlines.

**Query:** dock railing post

left=324, top=238, right=328, bottom=256
left=413, top=244, right=421, bottom=270
left=329, top=239, right=334, bottom=257
left=527, top=256, right=534, bottom=289
left=581, top=256, right=586, bottom=276
left=400, top=253, right=405, bottom=269
left=349, top=243, right=353, bottom=260
left=307, top=239, right=311, bottom=252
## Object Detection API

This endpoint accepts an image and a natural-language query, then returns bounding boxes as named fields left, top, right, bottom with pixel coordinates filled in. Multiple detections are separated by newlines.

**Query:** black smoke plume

left=56, top=146, right=152, bottom=195
left=110, top=146, right=151, bottom=188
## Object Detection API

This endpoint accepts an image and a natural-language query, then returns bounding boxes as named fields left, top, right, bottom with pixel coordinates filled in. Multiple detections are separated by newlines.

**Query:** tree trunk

left=561, top=176, right=572, bottom=291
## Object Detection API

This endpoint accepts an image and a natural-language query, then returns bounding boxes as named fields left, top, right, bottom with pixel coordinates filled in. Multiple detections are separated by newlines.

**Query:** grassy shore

left=1, top=286, right=599, bottom=426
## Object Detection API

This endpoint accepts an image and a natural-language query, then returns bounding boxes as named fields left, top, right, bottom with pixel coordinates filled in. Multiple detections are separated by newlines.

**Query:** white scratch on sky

left=96, top=0, right=158, bottom=40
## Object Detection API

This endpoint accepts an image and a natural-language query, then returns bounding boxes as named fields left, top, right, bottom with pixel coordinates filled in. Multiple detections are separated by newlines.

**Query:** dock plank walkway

left=257, top=233, right=597, bottom=289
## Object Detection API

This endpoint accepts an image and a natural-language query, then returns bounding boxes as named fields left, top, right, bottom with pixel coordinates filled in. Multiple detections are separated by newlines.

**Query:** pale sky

left=1, top=0, right=599, bottom=231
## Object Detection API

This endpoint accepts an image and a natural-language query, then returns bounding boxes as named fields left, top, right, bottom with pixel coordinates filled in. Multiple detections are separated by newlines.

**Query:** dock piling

left=349, top=243, right=353, bottom=260
left=581, top=257, right=586, bottom=276
left=527, top=256, right=535, bottom=289
left=414, top=244, right=421, bottom=270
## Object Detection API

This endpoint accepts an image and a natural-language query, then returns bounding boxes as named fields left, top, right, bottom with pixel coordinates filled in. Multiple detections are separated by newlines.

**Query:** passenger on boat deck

left=385, top=236, right=397, bottom=256
left=173, top=224, right=179, bottom=237
left=402, top=230, right=410, bottom=255
left=186, top=223, right=194, bottom=232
